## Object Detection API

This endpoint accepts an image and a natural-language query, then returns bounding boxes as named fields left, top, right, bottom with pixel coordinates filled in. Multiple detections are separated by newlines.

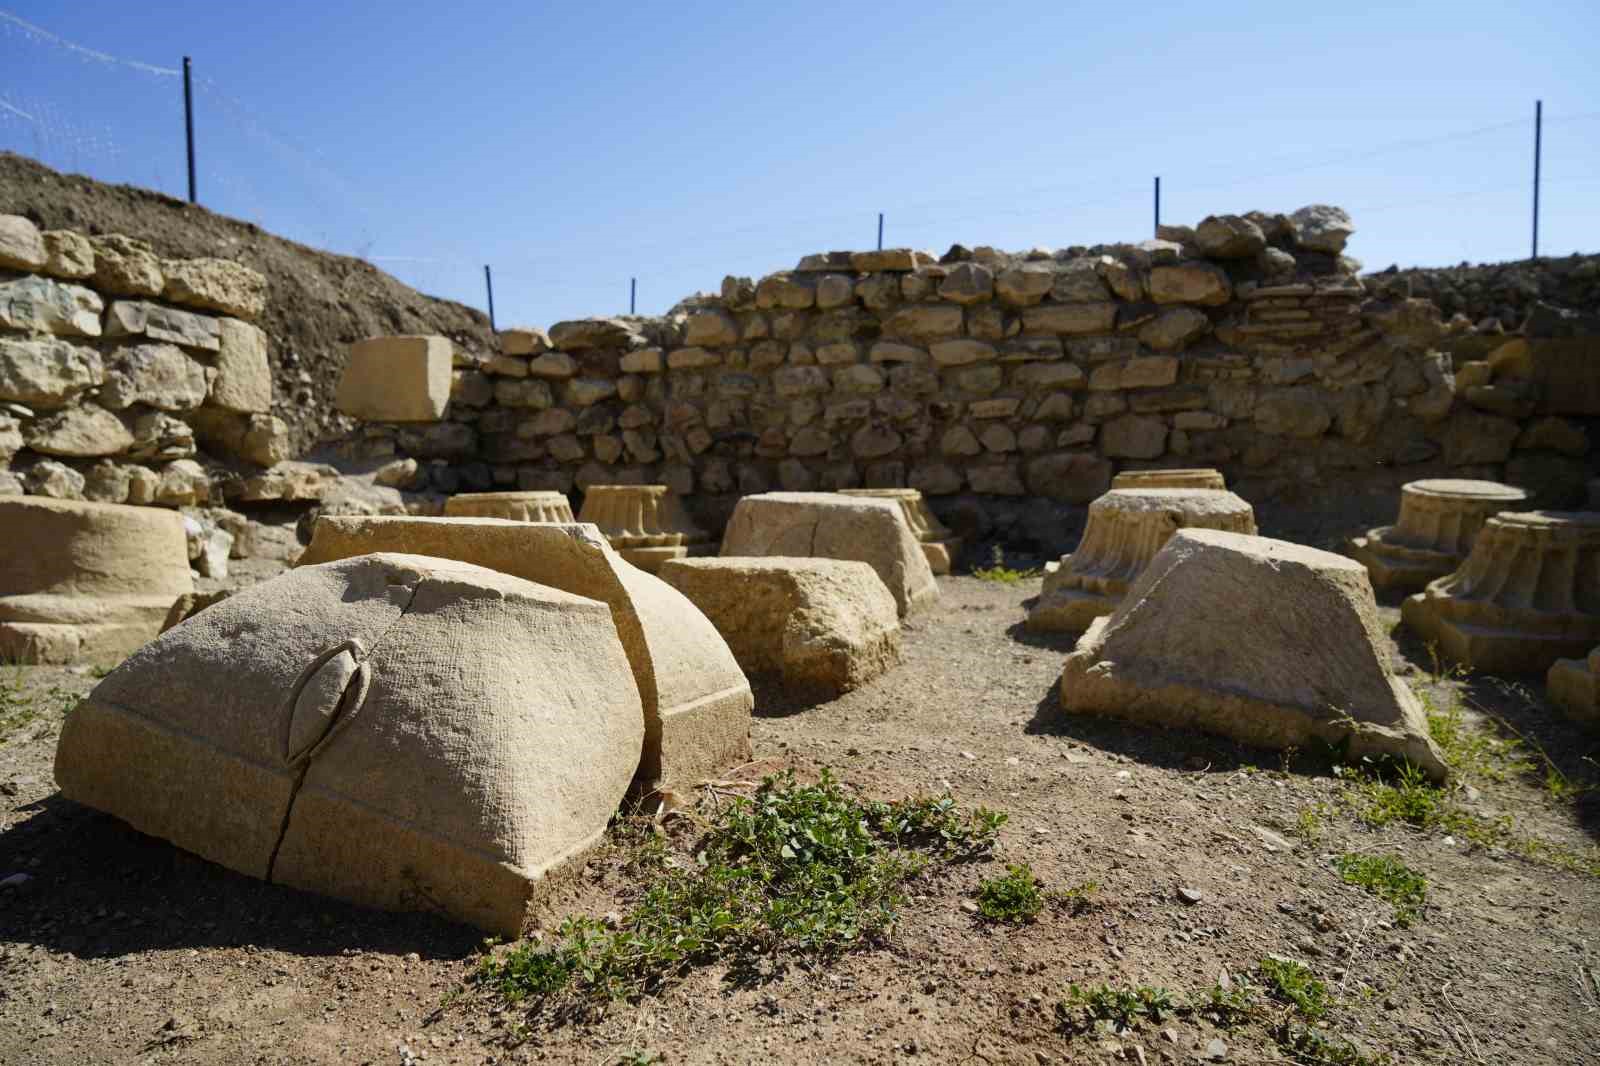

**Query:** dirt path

left=2, top=576, right=1597, bottom=1065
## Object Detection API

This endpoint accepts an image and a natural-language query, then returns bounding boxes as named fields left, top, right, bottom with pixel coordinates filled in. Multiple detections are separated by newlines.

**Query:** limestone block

left=548, top=318, right=641, bottom=349
left=209, top=319, right=272, bottom=413
left=839, top=487, right=962, bottom=575
left=577, top=484, right=712, bottom=573
left=0, top=214, right=46, bottom=272
left=1148, top=263, right=1232, bottom=306
left=500, top=326, right=550, bottom=356
left=1402, top=511, right=1600, bottom=674
left=0, top=497, right=192, bottom=664
left=100, top=343, right=210, bottom=412
left=444, top=490, right=575, bottom=523
left=23, top=460, right=86, bottom=499
left=23, top=404, right=135, bottom=458
left=719, top=492, right=939, bottom=617
left=103, top=300, right=222, bottom=352
left=90, top=235, right=165, bottom=297
left=659, top=557, right=900, bottom=698
left=1194, top=215, right=1266, bottom=258
left=54, top=552, right=643, bottom=935
left=336, top=335, right=452, bottom=422
left=41, top=230, right=94, bottom=279
left=297, top=519, right=752, bottom=789
left=1547, top=647, right=1598, bottom=727
left=1112, top=468, right=1226, bottom=491
left=1347, top=479, right=1529, bottom=593
left=0, top=275, right=104, bottom=337
left=0, top=337, right=103, bottom=408
left=160, top=257, right=268, bottom=319
left=1290, top=205, right=1355, bottom=254
left=1029, top=488, right=1257, bottom=632
left=1059, top=529, right=1446, bottom=778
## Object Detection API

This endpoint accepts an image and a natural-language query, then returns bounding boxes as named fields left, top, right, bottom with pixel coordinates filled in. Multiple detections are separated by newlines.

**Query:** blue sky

left=2, top=1, right=1597, bottom=328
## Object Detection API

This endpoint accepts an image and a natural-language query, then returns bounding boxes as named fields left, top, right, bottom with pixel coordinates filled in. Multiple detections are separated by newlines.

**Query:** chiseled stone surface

left=1547, top=646, right=1598, bottom=727
left=720, top=492, right=939, bottom=617
left=1347, top=478, right=1529, bottom=593
left=1060, top=529, right=1447, bottom=779
left=54, top=553, right=642, bottom=935
left=1029, top=488, right=1257, bottom=632
left=839, top=487, right=962, bottom=575
left=1402, top=511, right=1600, bottom=674
left=336, top=335, right=452, bottom=422
left=660, top=556, right=901, bottom=698
left=443, top=490, right=574, bottom=523
left=0, top=496, right=192, bottom=664
left=297, top=517, right=752, bottom=789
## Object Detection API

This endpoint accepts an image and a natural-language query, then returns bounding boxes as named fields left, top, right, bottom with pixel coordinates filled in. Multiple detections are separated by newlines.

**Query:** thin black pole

left=630, top=277, right=636, bottom=315
left=876, top=212, right=884, bottom=251
left=483, top=265, right=496, bottom=331
left=1532, top=99, right=1542, bottom=260
left=1153, top=176, right=1160, bottom=237
left=182, top=56, right=196, bottom=204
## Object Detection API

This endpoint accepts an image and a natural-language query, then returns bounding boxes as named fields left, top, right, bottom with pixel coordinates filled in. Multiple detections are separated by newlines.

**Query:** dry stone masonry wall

left=340, top=205, right=1595, bottom=539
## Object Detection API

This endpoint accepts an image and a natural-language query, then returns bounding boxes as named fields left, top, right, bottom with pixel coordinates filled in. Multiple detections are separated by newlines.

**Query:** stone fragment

left=995, top=265, right=1055, bottom=307
left=229, top=461, right=336, bottom=503
left=577, top=484, right=712, bottom=573
left=155, top=459, right=211, bottom=507
left=209, top=319, right=272, bottom=413
left=0, top=497, right=192, bottom=664
left=0, top=214, right=46, bottom=271
left=755, top=275, right=815, bottom=310
left=500, top=327, right=550, bottom=355
left=23, top=459, right=85, bottom=499
left=41, top=230, right=94, bottom=279
left=939, top=263, right=994, bottom=305
left=188, top=409, right=289, bottom=467
left=1289, top=205, right=1355, bottom=254
left=883, top=304, right=964, bottom=342
left=1547, top=647, right=1599, bottom=727
left=1112, top=468, right=1225, bottom=490
left=660, top=557, right=900, bottom=698
left=719, top=492, right=939, bottom=617
left=1346, top=479, right=1530, bottom=593
left=1402, top=511, right=1600, bottom=674
left=0, top=337, right=103, bottom=408
left=1194, top=215, right=1266, bottom=258
left=23, top=404, right=134, bottom=458
left=54, top=552, right=642, bottom=935
left=90, top=235, right=164, bottom=297
left=526, top=352, right=579, bottom=379
left=100, top=343, right=209, bottom=412
left=839, top=487, right=962, bottom=575
left=0, top=275, right=103, bottom=337
left=1149, top=263, right=1232, bottom=306
left=127, top=411, right=196, bottom=461
left=160, top=258, right=268, bottom=319
left=1139, top=307, right=1210, bottom=351
left=336, top=335, right=452, bottom=422
left=297, top=521, right=751, bottom=789
left=930, top=339, right=996, bottom=367
left=1059, top=529, right=1447, bottom=777
left=444, top=490, right=574, bottom=523
left=548, top=318, right=641, bottom=349
left=1030, top=488, right=1257, bottom=632
left=566, top=378, right=618, bottom=406
left=850, top=249, right=924, bottom=272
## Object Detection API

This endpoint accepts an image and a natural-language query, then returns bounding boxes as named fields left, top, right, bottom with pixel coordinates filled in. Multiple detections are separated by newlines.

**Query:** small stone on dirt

left=1177, top=886, right=1203, bottom=905
left=1205, top=1037, right=1228, bottom=1060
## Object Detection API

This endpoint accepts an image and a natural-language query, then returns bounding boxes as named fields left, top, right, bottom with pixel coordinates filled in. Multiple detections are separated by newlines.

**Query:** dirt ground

left=2, top=573, right=1598, bottom=1066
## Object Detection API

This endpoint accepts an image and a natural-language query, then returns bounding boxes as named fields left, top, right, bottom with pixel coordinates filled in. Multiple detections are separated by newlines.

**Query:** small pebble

left=1177, top=886, right=1203, bottom=905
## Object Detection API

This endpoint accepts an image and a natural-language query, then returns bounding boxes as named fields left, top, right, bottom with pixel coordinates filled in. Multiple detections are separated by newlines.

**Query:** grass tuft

left=1334, top=853, right=1427, bottom=926
left=974, top=863, right=1043, bottom=924
left=972, top=546, right=1041, bottom=584
left=1258, top=957, right=1329, bottom=1021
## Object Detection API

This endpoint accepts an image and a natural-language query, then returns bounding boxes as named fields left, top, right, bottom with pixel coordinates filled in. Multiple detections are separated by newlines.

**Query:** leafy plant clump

left=974, top=863, right=1043, bottom=924
left=474, top=770, right=1006, bottom=1015
left=1056, top=982, right=1175, bottom=1030
left=972, top=546, right=1041, bottom=584
left=1334, top=853, right=1427, bottom=926
left=1258, top=957, right=1330, bottom=1021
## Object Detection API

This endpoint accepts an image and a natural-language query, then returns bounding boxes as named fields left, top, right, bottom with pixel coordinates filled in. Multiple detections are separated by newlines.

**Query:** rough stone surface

left=1059, top=529, right=1447, bottom=778
left=0, top=337, right=103, bottom=408
left=336, top=335, right=452, bottom=423
left=0, top=275, right=103, bottom=337
left=209, top=319, right=273, bottom=413
left=719, top=492, right=940, bottom=617
left=101, top=343, right=209, bottom=412
left=1290, top=205, right=1356, bottom=254
left=1347, top=479, right=1530, bottom=593
left=443, top=490, right=574, bottom=523
left=54, top=552, right=643, bottom=935
left=659, top=556, right=901, bottom=698
left=90, top=235, right=164, bottom=297
left=0, top=214, right=46, bottom=272
left=160, top=257, right=269, bottom=319
left=839, top=487, right=962, bottom=575
left=0, top=496, right=192, bottom=664
left=1547, top=646, right=1598, bottom=727
left=22, top=405, right=134, bottom=458
left=297, top=518, right=752, bottom=788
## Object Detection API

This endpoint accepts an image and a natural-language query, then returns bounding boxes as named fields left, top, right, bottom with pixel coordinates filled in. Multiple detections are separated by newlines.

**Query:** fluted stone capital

left=839, top=487, right=961, bottom=574
left=1111, top=468, right=1226, bottom=491
left=578, top=484, right=710, bottom=573
left=1402, top=510, right=1600, bottom=673
left=443, top=490, right=574, bottom=524
left=1347, top=479, right=1528, bottom=593
left=1028, top=488, right=1257, bottom=632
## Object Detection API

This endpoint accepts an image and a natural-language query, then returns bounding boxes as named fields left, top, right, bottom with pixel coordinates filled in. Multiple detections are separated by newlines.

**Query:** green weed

left=1334, top=853, right=1427, bottom=926
left=974, top=863, right=1042, bottom=924
left=972, top=546, right=1040, bottom=584
left=1258, top=957, right=1329, bottom=1021
left=1057, top=983, right=1174, bottom=1031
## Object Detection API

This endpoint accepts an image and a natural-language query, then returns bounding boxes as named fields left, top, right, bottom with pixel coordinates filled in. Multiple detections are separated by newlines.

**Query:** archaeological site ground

left=1, top=152, right=1598, bottom=1066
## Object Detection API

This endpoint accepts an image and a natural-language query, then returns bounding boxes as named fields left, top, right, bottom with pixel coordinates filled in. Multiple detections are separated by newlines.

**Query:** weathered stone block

left=0, top=275, right=103, bottom=337
left=337, top=335, right=452, bottom=422
left=161, top=258, right=268, bottom=319
left=0, top=214, right=46, bottom=272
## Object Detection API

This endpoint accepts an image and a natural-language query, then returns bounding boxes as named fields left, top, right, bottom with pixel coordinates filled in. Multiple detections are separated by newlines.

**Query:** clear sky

left=2, top=1, right=1597, bottom=328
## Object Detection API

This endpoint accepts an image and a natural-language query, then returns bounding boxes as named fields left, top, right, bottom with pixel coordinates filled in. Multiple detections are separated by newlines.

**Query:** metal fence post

left=182, top=57, right=196, bottom=204
left=484, top=265, right=496, bottom=331
left=1532, top=100, right=1542, bottom=259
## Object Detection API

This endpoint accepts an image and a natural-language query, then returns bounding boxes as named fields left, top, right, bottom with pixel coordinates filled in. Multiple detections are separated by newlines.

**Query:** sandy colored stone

left=209, top=319, right=273, bottom=413
left=0, top=214, right=46, bottom=272
left=54, top=553, right=642, bottom=935
left=336, top=335, right=452, bottom=422
left=1402, top=511, right=1600, bottom=674
left=578, top=485, right=710, bottom=572
left=1111, top=468, right=1226, bottom=491
left=1059, top=529, right=1447, bottom=778
left=839, top=487, right=961, bottom=575
left=0, top=337, right=103, bottom=408
left=0, top=497, right=192, bottom=664
left=0, top=275, right=103, bottom=337
left=297, top=518, right=752, bottom=789
left=161, top=257, right=268, bottom=319
left=1030, top=488, right=1257, bottom=632
left=1547, top=647, right=1598, bottom=727
left=41, top=230, right=94, bottom=279
left=444, top=490, right=574, bottom=523
left=719, top=492, right=939, bottom=617
left=1347, top=479, right=1529, bottom=594
left=90, top=234, right=164, bottom=297
left=23, top=404, right=135, bottom=458
left=660, top=557, right=900, bottom=698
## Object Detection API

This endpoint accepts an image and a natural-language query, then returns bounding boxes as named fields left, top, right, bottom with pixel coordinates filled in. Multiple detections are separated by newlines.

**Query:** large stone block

left=90, top=235, right=164, bottom=297
left=660, top=557, right=900, bottom=698
left=297, top=518, right=752, bottom=789
left=100, top=343, right=210, bottom=412
left=0, top=497, right=192, bottom=664
left=840, top=487, right=962, bottom=574
left=209, top=319, right=273, bottom=413
left=719, top=492, right=940, bottom=617
left=1060, top=529, right=1446, bottom=777
left=444, top=490, right=574, bottom=523
left=0, top=337, right=103, bottom=408
left=54, top=553, right=642, bottom=935
left=1402, top=511, right=1600, bottom=674
left=0, top=214, right=46, bottom=272
left=0, top=275, right=103, bottom=337
left=160, top=257, right=268, bottom=320
left=336, top=335, right=452, bottom=422
left=1347, top=479, right=1529, bottom=593
left=23, top=404, right=135, bottom=458
left=1547, top=647, right=1598, bottom=727
left=1030, top=488, right=1256, bottom=632
left=104, top=300, right=223, bottom=352
left=577, top=484, right=712, bottom=573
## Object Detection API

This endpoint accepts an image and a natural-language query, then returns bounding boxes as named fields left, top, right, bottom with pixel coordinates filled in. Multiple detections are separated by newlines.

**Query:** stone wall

left=339, top=205, right=1594, bottom=550
left=0, top=213, right=284, bottom=509
left=1365, top=252, right=1600, bottom=333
